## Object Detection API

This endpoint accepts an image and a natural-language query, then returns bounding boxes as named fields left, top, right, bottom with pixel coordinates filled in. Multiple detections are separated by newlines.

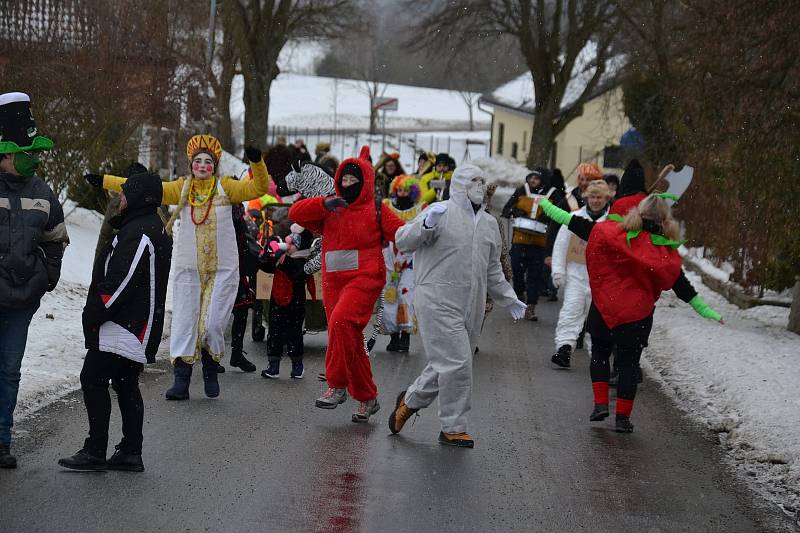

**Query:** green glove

left=689, top=295, right=722, bottom=322
left=539, top=198, right=572, bottom=226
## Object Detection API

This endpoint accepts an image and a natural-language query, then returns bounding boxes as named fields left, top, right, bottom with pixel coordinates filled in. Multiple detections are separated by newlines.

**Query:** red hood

left=334, top=145, right=375, bottom=208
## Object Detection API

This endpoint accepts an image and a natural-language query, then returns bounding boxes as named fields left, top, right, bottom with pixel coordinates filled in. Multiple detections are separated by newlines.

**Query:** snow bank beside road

left=15, top=202, right=100, bottom=420
left=646, top=271, right=800, bottom=524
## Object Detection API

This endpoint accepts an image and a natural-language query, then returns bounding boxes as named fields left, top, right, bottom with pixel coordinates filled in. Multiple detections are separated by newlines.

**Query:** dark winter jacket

left=0, top=171, right=68, bottom=309
left=83, top=173, right=172, bottom=363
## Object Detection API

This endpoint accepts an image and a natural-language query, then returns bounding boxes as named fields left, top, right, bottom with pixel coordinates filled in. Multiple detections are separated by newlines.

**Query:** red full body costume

left=289, top=146, right=404, bottom=401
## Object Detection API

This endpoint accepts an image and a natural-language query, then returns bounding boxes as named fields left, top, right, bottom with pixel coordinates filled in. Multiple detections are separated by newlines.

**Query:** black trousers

left=267, top=298, right=306, bottom=363
left=587, top=305, right=653, bottom=401
left=80, top=349, right=144, bottom=456
left=231, top=304, right=248, bottom=350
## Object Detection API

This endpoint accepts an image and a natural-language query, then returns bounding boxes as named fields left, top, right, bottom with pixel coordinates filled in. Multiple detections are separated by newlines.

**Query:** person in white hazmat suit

left=387, top=164, right=527, bottom=448
left=550, top=180, right=611, bottom=368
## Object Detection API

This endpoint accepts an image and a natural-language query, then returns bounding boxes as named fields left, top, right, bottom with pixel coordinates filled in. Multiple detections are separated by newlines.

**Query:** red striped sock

left=591, top=381, right=609, bottom=405
left=616, top=398, right=634, bottom=417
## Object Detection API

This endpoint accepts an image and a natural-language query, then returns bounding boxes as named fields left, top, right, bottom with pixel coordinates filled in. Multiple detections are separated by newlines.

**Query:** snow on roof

left=481, top=42, right=626, bottom=116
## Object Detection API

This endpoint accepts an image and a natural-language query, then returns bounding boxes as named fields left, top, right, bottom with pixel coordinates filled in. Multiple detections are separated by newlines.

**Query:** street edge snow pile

left=645, top=271, right=799, bottom=524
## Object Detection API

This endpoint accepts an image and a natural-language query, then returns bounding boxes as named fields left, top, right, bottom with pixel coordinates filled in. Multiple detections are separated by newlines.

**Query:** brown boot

left=524, top=303, right=538, bottom=321
left=388, top=391, right=418, bottom=434
left=438, top=431, right=475, bottom=448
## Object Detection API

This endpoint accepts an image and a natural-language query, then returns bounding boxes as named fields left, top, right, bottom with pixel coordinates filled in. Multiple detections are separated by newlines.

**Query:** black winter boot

left=58, top=449, right=106, bottom=471
left=0, top=443, right=17, bottom=469
left=551, top=345, right=572, bottom=368
left=590, top=404, right=610, bottom=421
left=386, top=333, right=400, bottom=352
left=230, top=348, right=257, bottom=373
left=201, top=352, right=220, bottom=398
left=615, top=415, right=634, bottom=433
left=106, top=445, right=144, bottom=472
left=165, top=359, right=192, bottom=400
left=398, top=332, right=410, bottom=353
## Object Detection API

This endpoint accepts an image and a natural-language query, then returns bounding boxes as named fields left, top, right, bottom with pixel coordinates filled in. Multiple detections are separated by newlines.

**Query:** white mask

left=467, top=180, right=485, bottom=204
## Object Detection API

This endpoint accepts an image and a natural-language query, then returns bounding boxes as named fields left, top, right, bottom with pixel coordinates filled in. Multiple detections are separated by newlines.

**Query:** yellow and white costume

left=102, top=135, right=270, bottom=363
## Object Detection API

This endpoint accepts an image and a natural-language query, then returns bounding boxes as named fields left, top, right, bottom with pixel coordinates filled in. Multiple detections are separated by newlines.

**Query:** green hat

left=0, top=92, right=54, bottom=154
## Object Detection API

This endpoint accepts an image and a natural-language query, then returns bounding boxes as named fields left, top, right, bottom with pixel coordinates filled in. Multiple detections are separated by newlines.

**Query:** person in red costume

left=540, top=193, right=723, bottom=433
left=289, top=146, right=405, bottom=423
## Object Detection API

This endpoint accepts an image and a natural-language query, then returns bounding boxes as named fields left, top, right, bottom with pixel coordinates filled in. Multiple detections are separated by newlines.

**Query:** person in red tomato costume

left=289, top=146, right=404, bottom=423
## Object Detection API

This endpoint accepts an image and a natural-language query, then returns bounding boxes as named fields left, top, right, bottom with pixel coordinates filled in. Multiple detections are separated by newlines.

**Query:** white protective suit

left=395, top=164, right=519, bottom=433
left=551, top=205, right=607, bottom=350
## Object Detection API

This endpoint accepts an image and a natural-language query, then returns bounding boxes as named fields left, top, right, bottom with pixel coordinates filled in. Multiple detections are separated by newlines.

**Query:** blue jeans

left=510, top=244, right=545, bottom=305
left=0, top=304, right=39, bottom=445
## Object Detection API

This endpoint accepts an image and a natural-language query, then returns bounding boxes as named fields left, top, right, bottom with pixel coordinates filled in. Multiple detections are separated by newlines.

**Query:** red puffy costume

left=585, top=221, right=683, bottom=329
left=288, top=146, right=404, bottom=401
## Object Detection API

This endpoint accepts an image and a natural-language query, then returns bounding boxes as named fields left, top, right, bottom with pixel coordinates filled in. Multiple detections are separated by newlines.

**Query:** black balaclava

left=394, top=195, right=414, bottom=210
left=339, top=162, right=363, bottom=204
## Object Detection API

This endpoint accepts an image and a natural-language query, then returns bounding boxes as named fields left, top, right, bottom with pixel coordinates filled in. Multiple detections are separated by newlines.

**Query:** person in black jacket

left=501, top=168, right=555, bottom=321
left=260, top=224, right=313, bottom=380
left=224, top=201, right=258, bottom=373
left=0, top=92, right=67, bottom=469
left=59, top=172, right=172, bottom=472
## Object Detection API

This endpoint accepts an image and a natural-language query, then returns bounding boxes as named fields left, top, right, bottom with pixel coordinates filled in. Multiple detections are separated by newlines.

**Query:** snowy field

left=229, top=73, right=488, bottom=139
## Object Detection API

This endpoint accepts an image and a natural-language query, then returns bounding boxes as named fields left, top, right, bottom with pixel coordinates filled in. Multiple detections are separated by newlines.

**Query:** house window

left=523, top=130, right=528, bottom=150
left=603, top=145, right=625, bottom=169
left=497, top=123, right=505, bottom=154
left=511, top=142, right=518, bottom=159
left=550, top=141, right=558, bottom=168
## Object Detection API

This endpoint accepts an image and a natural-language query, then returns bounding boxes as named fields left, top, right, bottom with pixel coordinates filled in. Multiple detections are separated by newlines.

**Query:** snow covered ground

left=15, top=203, right=102, bottom=420
left=646, top=271, right=800, bottom=524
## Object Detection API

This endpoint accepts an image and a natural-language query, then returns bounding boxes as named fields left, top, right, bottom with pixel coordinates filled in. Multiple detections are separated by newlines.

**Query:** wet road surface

left=0, top=301, right=793, bottom=532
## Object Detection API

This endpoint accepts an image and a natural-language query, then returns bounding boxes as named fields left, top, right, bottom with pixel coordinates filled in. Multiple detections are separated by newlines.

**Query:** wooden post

left=788, top=276, right=800, bottom=334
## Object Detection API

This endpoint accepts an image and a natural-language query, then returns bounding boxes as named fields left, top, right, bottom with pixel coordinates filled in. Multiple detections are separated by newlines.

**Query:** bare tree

left=225, top=0, right=356, bottom=147
left=409, top=0, right=619, bottom=167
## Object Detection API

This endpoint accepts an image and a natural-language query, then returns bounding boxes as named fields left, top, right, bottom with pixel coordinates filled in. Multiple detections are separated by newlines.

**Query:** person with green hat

left=0, top=92, right=68, bottom=468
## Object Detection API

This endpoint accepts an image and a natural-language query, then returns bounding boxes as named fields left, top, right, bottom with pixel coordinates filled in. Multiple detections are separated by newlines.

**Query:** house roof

left=480, top=43, right=626, bottom=117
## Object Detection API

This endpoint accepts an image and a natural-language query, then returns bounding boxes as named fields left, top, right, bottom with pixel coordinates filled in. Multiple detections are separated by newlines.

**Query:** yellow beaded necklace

left=189, top=176, right=217, bottom=207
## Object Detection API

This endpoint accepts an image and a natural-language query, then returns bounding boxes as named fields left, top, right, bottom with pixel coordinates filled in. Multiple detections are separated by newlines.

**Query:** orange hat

left=577, top=162, right=603, bottom=180
left=186, top=134, right=222, bottom=164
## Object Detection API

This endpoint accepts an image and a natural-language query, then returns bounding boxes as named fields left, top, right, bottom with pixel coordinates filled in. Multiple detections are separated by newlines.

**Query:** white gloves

left=507, top=299, right=527, bottom=321
left=424, top=202, right=448, bottom=228
left=552, top=272, right=564, bottom=289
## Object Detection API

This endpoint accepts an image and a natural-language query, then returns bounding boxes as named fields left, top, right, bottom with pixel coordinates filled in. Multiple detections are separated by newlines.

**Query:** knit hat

left=315, top=142, right=330, bottom=153
left=0, top=92, right=54, bottom=154
left=618, top=159, right=646, bottom=196
left=577, top=162, right=603, bottom=180
left=186, top=134, right=222, bottom=164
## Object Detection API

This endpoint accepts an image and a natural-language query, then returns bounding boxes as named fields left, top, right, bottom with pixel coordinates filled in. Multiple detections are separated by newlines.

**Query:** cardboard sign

left=305, top=272, right=323, bottom=301
left=566, top=234, right=587, bottom=265
left=256, top=271, right=274, bottom=300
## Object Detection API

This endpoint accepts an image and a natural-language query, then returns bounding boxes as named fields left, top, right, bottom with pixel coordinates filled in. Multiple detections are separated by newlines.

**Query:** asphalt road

left=0, top=300, right=793, bottom=532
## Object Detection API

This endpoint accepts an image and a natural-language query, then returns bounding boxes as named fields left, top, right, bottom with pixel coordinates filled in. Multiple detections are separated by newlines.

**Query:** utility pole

left=204, top=0, right=218, bottom=131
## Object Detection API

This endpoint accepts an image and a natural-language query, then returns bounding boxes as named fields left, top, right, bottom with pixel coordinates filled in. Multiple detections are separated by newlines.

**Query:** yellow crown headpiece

left=186, top=134, right=222, bottom=164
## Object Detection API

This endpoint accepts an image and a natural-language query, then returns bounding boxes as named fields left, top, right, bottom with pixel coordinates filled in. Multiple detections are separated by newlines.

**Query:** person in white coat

left=550, top=180, right=611, bottom=368
left=387, top=164, right=526, bottom=448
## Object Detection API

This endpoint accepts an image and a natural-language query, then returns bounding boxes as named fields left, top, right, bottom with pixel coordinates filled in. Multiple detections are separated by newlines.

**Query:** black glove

left=245, top=146, right=262, bottom=163
left=323, top=197, right=348, bottom=212
left=84, top=173, right=103, bottom=188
